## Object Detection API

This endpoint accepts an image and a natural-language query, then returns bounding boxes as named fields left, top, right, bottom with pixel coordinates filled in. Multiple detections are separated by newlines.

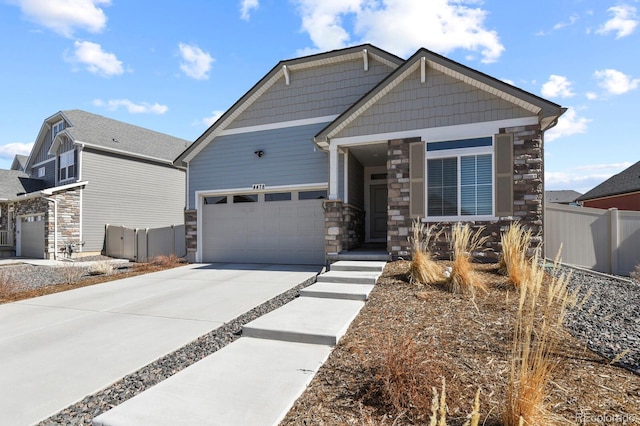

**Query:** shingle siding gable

left=334, top=66, right=533, bottom=139
left=227, top=58, right=395, bottom=129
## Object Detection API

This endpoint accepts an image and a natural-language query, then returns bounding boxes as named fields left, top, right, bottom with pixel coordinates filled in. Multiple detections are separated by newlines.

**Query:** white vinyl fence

left=105, top=224, right=186, bottom=262
left=545, top=203, right=640, bottom=276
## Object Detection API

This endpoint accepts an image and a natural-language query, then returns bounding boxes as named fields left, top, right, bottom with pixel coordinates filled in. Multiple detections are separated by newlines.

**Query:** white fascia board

left=77, top=141, right=174, bottom=165
left=330, top=117, right=539, bottom=147
left=195, top=182, right=328, bottom=198
left=218, top=115, right=338, bottom=137
left=42, top=181, right=88, bottom=195
left=31, top=158, right=55, bottom=168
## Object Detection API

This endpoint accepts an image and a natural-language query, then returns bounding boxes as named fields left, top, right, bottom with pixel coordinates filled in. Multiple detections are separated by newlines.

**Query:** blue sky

left=0, top=0, right=638, bottom=194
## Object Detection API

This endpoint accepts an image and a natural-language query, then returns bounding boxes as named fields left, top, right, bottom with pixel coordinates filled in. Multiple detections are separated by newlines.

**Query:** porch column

left=329, top=143, right=339, bottom=200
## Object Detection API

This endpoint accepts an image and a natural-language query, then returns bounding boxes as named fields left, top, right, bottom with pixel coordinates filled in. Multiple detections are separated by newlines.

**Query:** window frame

left=424, top=143, right=496, bottom=222
left=52, top=121, right=64, bottom=140
left=58, top=149, right=76, bottom=183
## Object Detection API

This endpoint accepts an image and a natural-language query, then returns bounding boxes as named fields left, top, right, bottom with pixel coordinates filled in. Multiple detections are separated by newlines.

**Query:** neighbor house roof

left=314, top=47, right=566, bottom=146
left=0, top=170, right=46, bottom=199
left=174, top=44, right=404, bottom=166
left=577, top=160, right=640, bottom=201
left=10, top=155, right=28, bottom=171
left=27, top=110, right=191, bottom=170
left=545, top=190, right=582, bottom=204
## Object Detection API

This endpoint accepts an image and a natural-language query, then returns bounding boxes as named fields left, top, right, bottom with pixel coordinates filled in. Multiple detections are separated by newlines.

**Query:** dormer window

left=59, top=149, right=76, bottom=182
left=52, top=121, right=64, bottom=141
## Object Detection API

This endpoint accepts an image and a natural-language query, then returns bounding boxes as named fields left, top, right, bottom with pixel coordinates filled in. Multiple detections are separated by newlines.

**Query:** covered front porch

left=323, top=137, right=416, bottom=262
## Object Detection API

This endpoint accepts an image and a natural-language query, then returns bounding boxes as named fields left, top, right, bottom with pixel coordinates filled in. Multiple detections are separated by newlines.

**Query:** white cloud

left=594, top=69, right=640, bottom=95
left=553, top=14, right=579, bottom=31
left=93, top=99, right=168, bottom=114
left=178, top=43, right=214, bottom=80
left=596, top=4, right=638, bottom=38
left=67, top=40, right=123, bottom=77
left=545, top=108, right=590, bottom=142
left=546, top=162, right=633, bottom=192
left=240, top=0, right=259, bottom=20
left=14, top=0, right=110, bottom=37
left=541, top=75, right=575, bottom=98
left=586, top=92, right=598, bottom=100
left=292, top=0, right=505, bottom=63
left=0, top=142, right=34, bottom=159
left=202, top=110, right=225, bottom=127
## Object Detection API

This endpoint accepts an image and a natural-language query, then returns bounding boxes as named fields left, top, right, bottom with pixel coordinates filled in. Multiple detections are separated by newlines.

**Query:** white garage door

left=202, top=190, right=325, bottom=265
left=19, top=216, right=45, bottom=258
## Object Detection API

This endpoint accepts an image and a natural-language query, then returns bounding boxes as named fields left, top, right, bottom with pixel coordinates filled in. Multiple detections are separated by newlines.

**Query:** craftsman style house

left=0, top=110, right=187, bottom=259
left=176, top=44, right=566, bottom=264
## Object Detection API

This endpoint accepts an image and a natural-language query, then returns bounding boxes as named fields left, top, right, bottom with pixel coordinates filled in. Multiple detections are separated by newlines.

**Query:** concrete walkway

left=0, top=263, right=319, bottom=426
left=93, top=260, right=386, bottom=426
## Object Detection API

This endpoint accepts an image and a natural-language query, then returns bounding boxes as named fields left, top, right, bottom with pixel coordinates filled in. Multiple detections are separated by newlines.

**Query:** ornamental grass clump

left=503, top=254, right=575, bottom=426
left=408, top=220, right=443, bottom=286
left=499, top=221, right=534, bottom=289
left=446, top=223, right=489, bottom=295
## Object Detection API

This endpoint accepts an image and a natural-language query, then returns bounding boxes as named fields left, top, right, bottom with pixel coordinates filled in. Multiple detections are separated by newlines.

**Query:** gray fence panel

left=617, top=210, right=640, bottom=275
left=106, top=224, right=185, bottom=262
left=545, top=203, right=640, bottom=276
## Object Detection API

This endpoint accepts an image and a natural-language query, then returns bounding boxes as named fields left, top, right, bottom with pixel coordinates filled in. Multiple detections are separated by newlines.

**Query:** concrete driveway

left=0, top=263, right=320, bottom=426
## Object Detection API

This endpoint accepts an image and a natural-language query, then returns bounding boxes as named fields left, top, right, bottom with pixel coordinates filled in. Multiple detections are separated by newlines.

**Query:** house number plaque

left=252, top=184, right=266, bottom=190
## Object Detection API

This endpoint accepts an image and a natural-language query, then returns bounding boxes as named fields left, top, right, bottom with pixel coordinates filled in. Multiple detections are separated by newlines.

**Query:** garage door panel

left=202, top=197, right=324, bottom=265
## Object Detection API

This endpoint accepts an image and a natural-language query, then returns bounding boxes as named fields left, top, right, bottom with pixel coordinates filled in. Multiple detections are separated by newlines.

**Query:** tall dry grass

left=408, top=220, right=443, bottom=286
left=499, top=222, right=534, bottom=288
left=0, top=270, right=17, bottom=300
left=446, top=223, right=489, bottom=295
left=503, top=255, right=575, bottom=426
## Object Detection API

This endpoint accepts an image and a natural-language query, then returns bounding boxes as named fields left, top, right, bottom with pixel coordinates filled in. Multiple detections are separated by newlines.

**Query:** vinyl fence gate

left=105, top=224, right=186, bottom=262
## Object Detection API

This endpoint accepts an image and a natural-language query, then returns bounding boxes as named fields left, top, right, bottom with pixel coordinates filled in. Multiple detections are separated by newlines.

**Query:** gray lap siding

left=81, top=150, right=185, bottom=252
left=187, top=122, right=329, bottom=209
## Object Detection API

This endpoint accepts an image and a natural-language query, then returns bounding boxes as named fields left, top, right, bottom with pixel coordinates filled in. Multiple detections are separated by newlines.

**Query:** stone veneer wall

left=387, top=125, right=544, bottom=261
left=50, top=188, right=82, bottom=257
left=342, top=204, right=365, bottom=250
left=323, top=201, right=366, bottom=258
left=184, top=209, right=197, bottom=262
left=11, top=188, right=82, bottom=259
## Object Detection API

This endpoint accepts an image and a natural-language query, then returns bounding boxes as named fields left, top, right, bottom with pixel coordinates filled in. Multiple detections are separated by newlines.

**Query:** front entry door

left=370, top=184, right=388, bottom=240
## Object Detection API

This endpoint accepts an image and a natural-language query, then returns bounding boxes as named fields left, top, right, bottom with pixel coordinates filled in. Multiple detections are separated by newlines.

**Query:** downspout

left=42, top=195, right=58, bottom=260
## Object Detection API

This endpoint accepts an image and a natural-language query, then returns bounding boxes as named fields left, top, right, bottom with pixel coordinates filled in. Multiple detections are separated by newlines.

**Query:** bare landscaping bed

left=281, top=260, right=640, bottom=425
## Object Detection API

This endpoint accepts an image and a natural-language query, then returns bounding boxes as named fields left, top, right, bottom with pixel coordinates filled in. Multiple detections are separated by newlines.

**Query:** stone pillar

left=386, top=138, right=416, bottom=259
left=324, top=200, right=344, bottom=257
left=184, top=209, right=197, bottom=262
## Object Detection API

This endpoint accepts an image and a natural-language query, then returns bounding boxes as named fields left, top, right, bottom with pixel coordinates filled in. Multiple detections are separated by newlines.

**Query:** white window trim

left=38, top=167, right=45, bottom=178
left=52, top=121, right=64, bottom=140
left=424, top=142, right=497, bottom=222
left=58, top=149, right=75, bottom=183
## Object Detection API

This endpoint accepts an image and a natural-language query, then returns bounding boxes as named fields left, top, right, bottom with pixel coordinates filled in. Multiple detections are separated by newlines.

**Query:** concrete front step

left=300, top=282, right=375, bottom=301
left=330, top=260, right=387, bottom=272
left=93, top=337, right=332, bottom=426
left=242, top=297, right=365, bottom=345
left=315, top=270, right=380, bottom=285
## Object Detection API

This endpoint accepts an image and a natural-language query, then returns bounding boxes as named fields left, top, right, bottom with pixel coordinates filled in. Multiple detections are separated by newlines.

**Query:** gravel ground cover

left=561, top=265, right=640, bottom=374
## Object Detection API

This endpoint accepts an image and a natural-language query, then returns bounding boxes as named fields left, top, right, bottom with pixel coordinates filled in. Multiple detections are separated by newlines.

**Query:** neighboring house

left=0, top=110, right=188, bottom=259
left=10, top=154, right=29, bottom=172
left=545, top=190, right=582, bottom=205
left=576, top=161, right=640, bottom=210
left=175, top=44, right=565, bottom=264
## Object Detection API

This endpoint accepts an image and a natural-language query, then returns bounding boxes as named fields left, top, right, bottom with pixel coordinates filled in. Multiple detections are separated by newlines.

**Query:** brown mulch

left=281, top=260, right=640, bottom=425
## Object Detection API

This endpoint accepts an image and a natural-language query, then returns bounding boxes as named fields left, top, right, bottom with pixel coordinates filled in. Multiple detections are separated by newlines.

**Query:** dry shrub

left=446, top=224, right=489, bottom=295
left=88, top=261, right=115, bottom=276
left=408, top=220, right=443, bottom=286
left=58, top=264, right=87, bottom=284
left=499, top=221, right=534, bottom=288
left=149, top=254, right=183, bottom=267
left=503, top=255, right=575, bottom=426
left=0, top=270, right=17, bottom=300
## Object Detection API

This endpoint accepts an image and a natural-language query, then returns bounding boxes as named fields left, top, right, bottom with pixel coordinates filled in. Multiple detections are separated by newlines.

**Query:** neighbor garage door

left=202, top=190, right=325, bottom=265
left=20, top=216, right=45, bottom=258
